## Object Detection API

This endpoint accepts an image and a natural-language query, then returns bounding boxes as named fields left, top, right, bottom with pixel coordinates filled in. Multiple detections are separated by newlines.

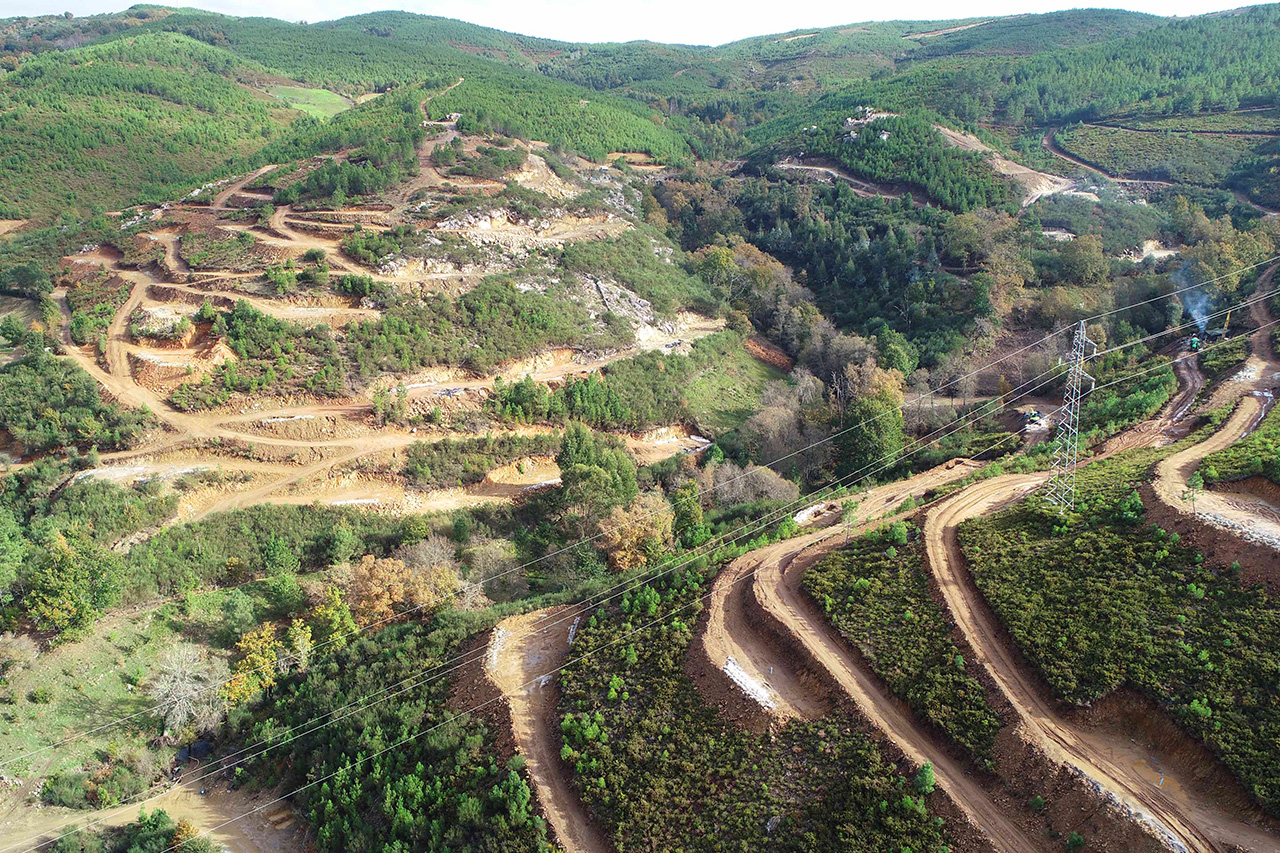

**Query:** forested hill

left=755, top=3, right=1280, bottom=136
left=2, top=3, right=1280, bottom=220
left=0, top=8, right=693, bottom=220
left=0, top=31, right=298, bottom=220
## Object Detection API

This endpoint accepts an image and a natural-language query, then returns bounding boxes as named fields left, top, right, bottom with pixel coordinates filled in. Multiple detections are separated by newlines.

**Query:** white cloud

left=32, top=0, right=1256, bottom=47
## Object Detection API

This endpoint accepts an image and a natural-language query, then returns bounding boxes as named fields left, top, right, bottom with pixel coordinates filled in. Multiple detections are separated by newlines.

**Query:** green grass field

left=0, top=576, right=295, bottom=780
left=267, top=85, right=353, bottom=119
left=685, top=343, right=786, bottom=433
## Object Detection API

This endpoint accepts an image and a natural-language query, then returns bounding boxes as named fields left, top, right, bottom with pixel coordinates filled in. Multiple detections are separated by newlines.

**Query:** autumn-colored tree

left=172, top=818, right=201, bottom=847
left=311, top=584, right=357, bottom=650
left=223, top=625, right=282, bottom=707
left=349, top=553, right=459, bottom=626
left=349, top=555, right=406, bottom=625
left=599, top=491, right=674, bottom=572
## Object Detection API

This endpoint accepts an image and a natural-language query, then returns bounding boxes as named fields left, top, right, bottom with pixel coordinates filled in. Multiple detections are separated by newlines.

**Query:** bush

left=960, top=444, right=1280, bottom=815
left=804, top=524, right=1002, bottom=759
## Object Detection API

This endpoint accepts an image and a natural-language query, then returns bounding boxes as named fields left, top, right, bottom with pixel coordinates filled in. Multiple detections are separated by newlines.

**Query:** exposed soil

left=34, top=204, right=733, bottom=536
left=774, top=159, right=928, bottom=207
left=1152, top=263, right=1280, bottom=552
left=2, top=782, right=307, bottom=853
left=695, top=460, right=1052, bottom=851
left=486, top=609, right=611, bottom=853
left=905, top=20, right=993, bottom=38
left=923, top=473, right=1280, bottom=852
left=932, top=125, right=1074, bottom=207
left=1099, top=349, right=1205, bottom=455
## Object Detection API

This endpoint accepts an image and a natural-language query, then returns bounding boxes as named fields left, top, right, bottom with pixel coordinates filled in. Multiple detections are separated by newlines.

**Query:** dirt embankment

left=923, top=474, right=1280, bottom=853
left=1152, top=395, right=1280, bottom=553
left=744, top=334, right=793, bottom=371
left=932, top=125, right=1074, bottom=207
left=693, top=459, right=1062, bottom=852
left=1151, top=262, right=1280, bottom=557
left=484, top=609, right=611, bottom=853
left=773, top=159, right=928, bottom=207
left=753, top=531, right=1042, bottom=852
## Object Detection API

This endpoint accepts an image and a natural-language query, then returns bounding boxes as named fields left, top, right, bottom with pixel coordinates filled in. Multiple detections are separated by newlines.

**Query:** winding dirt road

left=36, top=175, right=726, bottom=532
left=774, top=160, right=928, bottom=207
left=923, top=475, right=1279, bottom=853
left=1152, top=263, right=1280, bottom=549
left=698, top=461, right=1052, bottom=851
left=487, top=609, right=609, bottom=853
left=918, top=286, right=1280, bottom=851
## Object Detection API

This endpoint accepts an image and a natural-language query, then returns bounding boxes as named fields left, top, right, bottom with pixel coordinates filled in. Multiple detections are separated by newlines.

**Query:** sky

left=24, top=0, right=1261, bottom=45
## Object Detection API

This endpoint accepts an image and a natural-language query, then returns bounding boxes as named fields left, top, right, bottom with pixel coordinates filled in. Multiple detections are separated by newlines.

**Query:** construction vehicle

left=1188, top=335, right=1202, bottom=353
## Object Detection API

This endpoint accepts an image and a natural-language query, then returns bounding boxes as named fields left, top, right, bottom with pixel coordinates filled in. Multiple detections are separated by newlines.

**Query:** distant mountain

left=2, top=4, right=1278, bottom=220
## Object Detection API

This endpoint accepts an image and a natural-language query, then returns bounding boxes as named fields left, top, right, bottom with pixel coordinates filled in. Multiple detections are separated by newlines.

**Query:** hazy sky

left=26, top=0, right=1259, bottom=45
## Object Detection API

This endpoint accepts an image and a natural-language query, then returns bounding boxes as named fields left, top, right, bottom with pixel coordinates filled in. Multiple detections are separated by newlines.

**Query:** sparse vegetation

left=960, top=442, right=1280, bottom=815
left=805, top=523, right=1003, bottom=760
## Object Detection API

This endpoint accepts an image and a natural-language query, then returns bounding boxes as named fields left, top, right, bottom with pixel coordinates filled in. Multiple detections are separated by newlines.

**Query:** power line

left=16, top=368, right=1065, bottom=853
left=142, top=320, right=1280, bottom=853
left=0, top=306, right=1074, bottom=772
left=1046, top=321, right=1097, bottom=510
left=24, top=318, right=1272, bottom=853
left=148, top=421, right=1042, bottom=853
left=7, top=254, right=1273, bottom=778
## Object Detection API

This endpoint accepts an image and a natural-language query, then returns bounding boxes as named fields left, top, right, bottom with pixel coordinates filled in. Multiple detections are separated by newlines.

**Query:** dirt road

left=487, top=609, right=609, bottom=853
left=211, top=164, right=280, bottom=210
left=751, top=534, right=1039, bottom=851
left=1039, top=132, right=1176, bottom=190
left=45, top=226, right=729, bottom=528
left=700, top=536, right=835, bottom=722
left=2, top=782, right=304, bottom=853
left=774, top=160, right=928, bottom=207
left=1152, top=263, right=1280, bottom=549
left=697, top=460, right=1048, bottom=850
left=932, top=125, right=1074, bottom=207
left=1099, top=349, right=1205, bottom=455
left=923, top=474, right=1279, bottom=852
left=1153, top=393, right=1279, bottom=549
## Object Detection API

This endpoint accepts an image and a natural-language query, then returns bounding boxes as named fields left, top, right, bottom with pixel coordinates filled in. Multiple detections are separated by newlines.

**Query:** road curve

left=486, top=609, right=609, bottom=853
left=923, top=475, right=1280, bottom=852
left=750, top=530, right=1039, bottom=852
left=1153, top=262, right=1280, bottom=548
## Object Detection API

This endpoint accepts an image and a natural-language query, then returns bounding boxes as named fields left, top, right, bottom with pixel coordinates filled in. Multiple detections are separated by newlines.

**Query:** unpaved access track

left=774, top=160, right=928, bottom=207
left=2, top=781, right=305, bottom=853
left=699, top=306, right=1280, bottom=853
left=487, top=609, right=609, bottom=853
left=932, top=125, right=1074, bottom=207
left=920, top=284, right=1280, bottom=852
left=1152, top=263, right=1280, bottom=550
left=698, top=461, right=1051, bottom=851
left=32, top=168, right=729, bottom=531
left=924, top=474, right=1279, bottom=852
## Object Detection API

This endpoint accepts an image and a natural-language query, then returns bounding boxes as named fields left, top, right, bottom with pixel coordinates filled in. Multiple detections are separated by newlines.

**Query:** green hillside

left=0, top=31, right=298, bottom=220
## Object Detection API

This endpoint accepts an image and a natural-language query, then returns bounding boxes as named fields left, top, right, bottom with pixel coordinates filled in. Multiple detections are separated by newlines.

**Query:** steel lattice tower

left=1045, top=321, right=1097, bottom=510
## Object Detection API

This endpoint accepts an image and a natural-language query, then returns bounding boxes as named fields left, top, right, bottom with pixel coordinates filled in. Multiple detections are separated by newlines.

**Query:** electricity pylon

left=1045, top=321, right=1097, bottom=510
